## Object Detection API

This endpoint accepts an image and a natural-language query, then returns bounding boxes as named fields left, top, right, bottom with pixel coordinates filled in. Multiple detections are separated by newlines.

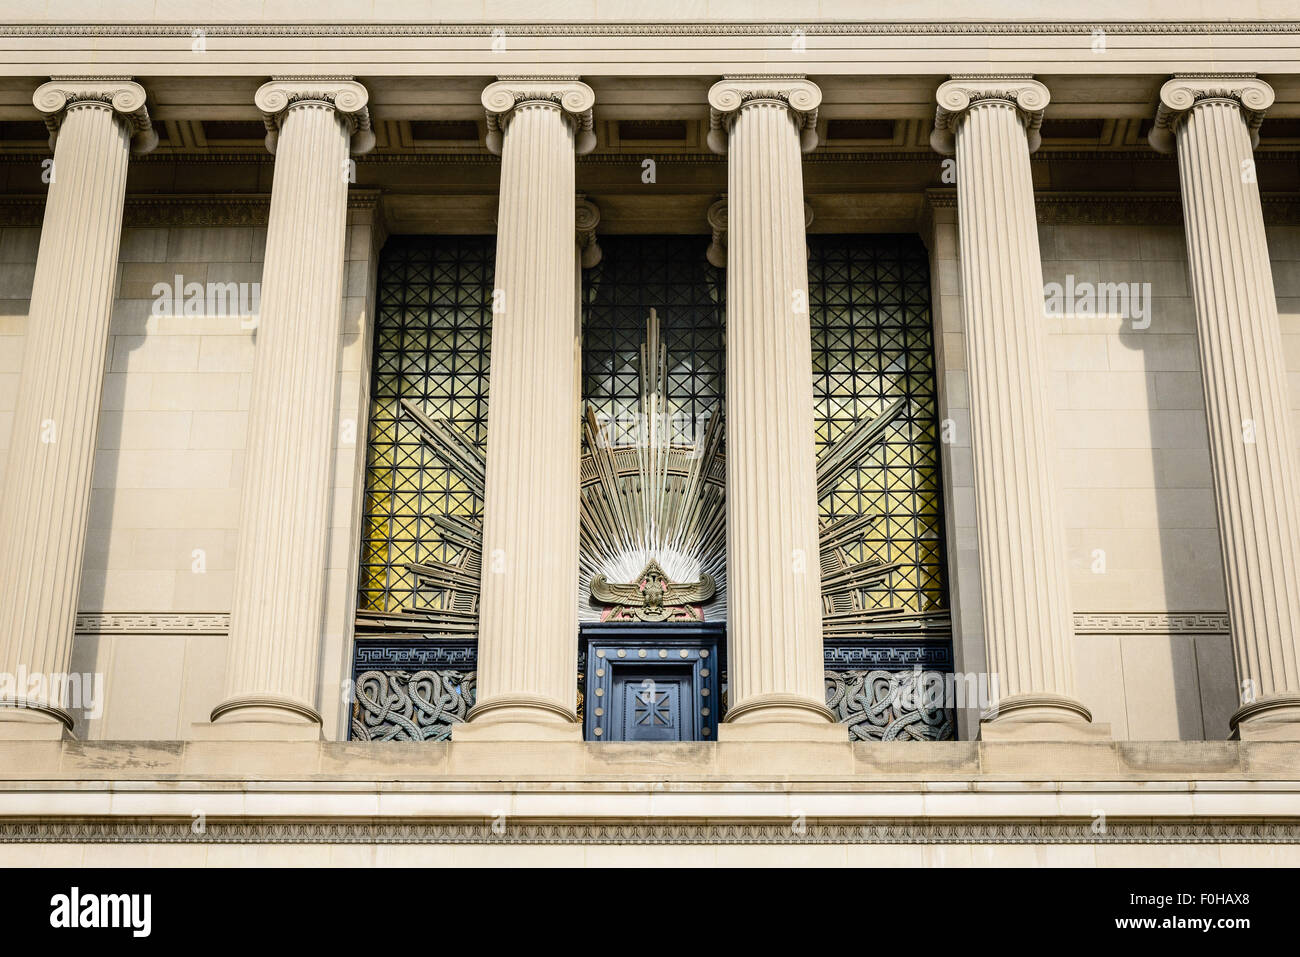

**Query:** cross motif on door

left=635, top=688, right=673, bottom=727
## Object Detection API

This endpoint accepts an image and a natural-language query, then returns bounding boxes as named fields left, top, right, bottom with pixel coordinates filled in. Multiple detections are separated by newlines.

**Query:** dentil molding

left=707, top=75, right=822, bottom=154
left=255, top=76, right=375, bottom=156
left=1148, top=74, right=1276, bottom=154
left=33, top=76, right=157, bottom=155
left=931, top=75, right=1051, bottom=155
left=481, top=77, right=596, bottom=156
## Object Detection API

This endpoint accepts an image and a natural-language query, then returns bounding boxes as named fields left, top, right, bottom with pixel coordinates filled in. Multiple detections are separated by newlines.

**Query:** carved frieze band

left=1148, top=74, right=1275, bottom=154
left=255, top=76, right=375, bottom=155
left=931, top=75, right=1050, bottom=155
left=0, top=192, right=383, bottom=228
left=2, top=818, right=1296, bottom=845
left=481, top=77, right=596, bottom=156
left=923, top=189, right=1300, bottom=225
left=707, top=75, right=822, bottom=154
left=33, top=76, right=157, bottom=155
left=68, top=611, right=1229, bottom=637
left=4, top=22, right=1300, bottom=37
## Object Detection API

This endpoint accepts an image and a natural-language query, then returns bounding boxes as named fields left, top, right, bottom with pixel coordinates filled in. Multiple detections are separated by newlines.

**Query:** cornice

left=932, top=75, right=1050, bottom=155
left=1148, top=74, right=1276, bottom=154
left=32, top=76, right=156, bottom=155
left=1, top=22, right=1298, bottom=37
left=481, top=77, right=596, bottom=156
left=256, top=76, right=374, bottom=155
left=1, top=817, right=1297, bottom=845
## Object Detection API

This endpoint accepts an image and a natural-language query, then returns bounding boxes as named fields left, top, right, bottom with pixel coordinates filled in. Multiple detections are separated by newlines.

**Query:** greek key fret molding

left=2, top=818, right=1297, bottom=845
left=1072, top=613, right=1230, bottom=635
left=73, top=613, right=230, bottom=635
left=33, top=77, right=157, bottom=155
left=481, top=77, right=596, bottom=156
left=255, top=76, right=375, bottom=155
left=931, top=75, right=1051, bottom=155
left=1149, top=75, right=1276, bottom=154
left=5, top=21, right=1299, bottom=37
left=707, top=76, right=821, bottom=154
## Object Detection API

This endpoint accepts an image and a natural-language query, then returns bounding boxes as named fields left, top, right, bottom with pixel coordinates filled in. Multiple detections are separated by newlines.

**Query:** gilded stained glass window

left=809, top=234, right=948, bottom=616
left=358, top=236, right=495, bottom=615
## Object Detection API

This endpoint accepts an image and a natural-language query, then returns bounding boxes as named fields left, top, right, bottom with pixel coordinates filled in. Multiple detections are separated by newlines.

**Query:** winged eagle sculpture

left=590, top=559, right=716, bottom=623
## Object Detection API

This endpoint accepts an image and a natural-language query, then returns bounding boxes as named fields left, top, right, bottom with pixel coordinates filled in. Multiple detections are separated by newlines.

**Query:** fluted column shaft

left=458, top=79, right=594, bottom=740
left=1150, top=76, right=1300, bottom=738
left=707, top=77, right=839, bottom=740
left=212, top=79, right=372, bottom=731
left=933, top=77, right=1094, bottom=734
left=0, top=79, right=154, bottom=735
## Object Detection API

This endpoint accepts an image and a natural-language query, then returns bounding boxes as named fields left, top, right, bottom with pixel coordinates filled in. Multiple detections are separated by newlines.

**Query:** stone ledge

left=0, top=739, right=1294, bottom=783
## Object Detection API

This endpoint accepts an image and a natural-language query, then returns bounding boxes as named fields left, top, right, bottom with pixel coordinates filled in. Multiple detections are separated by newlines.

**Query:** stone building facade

left=0, top=8, right=1298, bottom=865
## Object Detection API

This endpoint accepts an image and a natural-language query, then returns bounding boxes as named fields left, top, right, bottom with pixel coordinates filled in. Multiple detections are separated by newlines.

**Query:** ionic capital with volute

left=33, top=76, right=157, bottom=154
left=481, top=77, right=597, bottom=155
left=706, top=75, right=822, bottom=154
left=1147, top=74, right=1275, bottom=153
left=930, top=75, right=1050, bottom=155
left=255, top=76, right=375, bottom=155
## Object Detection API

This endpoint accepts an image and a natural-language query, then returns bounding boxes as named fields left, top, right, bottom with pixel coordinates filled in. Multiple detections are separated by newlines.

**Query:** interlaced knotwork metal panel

left=358, top=236, right=495, bottom=616
left=351, top=670, right=476, bottom=741
left=825, top=669, right=955, bottom=742
left=809, top=235, right=949, bottom=619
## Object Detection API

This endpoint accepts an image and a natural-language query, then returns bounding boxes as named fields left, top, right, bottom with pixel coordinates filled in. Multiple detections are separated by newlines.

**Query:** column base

left=979, top=692, right=1108, bottom=741
left=200, top=695, right=323, bottom=741
left=717, top=694, right=846, bottom=742
left=454, top=695, right=582, bottom=742
left=1231, top=695, right=1300, bottom=741
left=0, top=702, right=75, bottom=740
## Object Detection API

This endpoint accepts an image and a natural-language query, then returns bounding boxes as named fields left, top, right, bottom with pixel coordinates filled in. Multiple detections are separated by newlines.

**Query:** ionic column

left=455, top=79, right=595, bottom=741
left=707, top=76, right=840, bottom=741
left=208, top=78, right=374, bottom=736
left=0, top=78, right=155, bottom=738
left=932, top=76, right=1101, bottom=739
left=1149, top=76, right=1300, bottom=740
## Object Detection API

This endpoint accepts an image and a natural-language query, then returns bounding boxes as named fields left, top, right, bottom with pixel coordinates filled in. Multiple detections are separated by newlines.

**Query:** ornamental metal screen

left=351, top=233, right=954, bottom=742
left=809, top=234, right=949, bottom=620
left=357, top=236, right=494, bottom=617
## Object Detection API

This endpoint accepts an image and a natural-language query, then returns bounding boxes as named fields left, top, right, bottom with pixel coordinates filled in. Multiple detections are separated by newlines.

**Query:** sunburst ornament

left=357, top=308, right=942, bottom=639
